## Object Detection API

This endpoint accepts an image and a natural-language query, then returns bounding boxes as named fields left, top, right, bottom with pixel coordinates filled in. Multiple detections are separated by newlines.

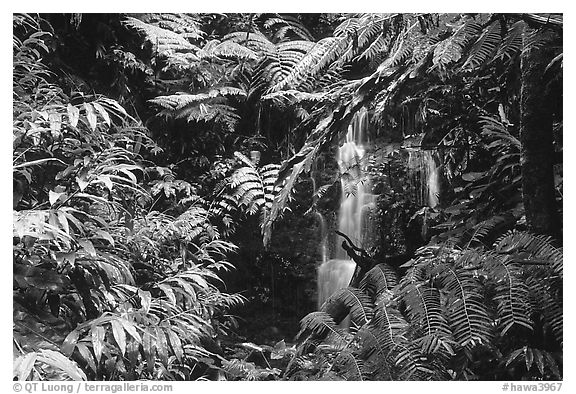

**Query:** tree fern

left=124, top=17, right=200, bottom=57
left=263, top=14, right=314, bottom=41
left=198, top=39, right=259, bottom=61
left=359, top=263, right=399, bottom=298
left=495, top=20, right=525, bottom=62
left=137, top=13, right=203, bottom=40
left=483, top=254, right=534, bottom=335
left=461, top=20, right=502, bottom=70
left=325, top=287, right=374, bottom=327
left=432, top=260, right=494, bottom=348
left=371, top=296, right=429, bottom=380
left=431, top=19, right=482, bottom=72
left=297, top=311, right=339, bottom=339
left=494, top=231, right=562, bottom=276
left=400, top=283, right=453, bottom=339
left=330, top=350, right=367, bottom=380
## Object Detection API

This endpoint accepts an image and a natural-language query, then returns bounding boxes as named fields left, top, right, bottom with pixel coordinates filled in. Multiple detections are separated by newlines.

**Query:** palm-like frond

left=483, top=254, right=534, bottom=335
left=495, top=20, right=524, bottom=62
left=431, top=19, right=482, bottom=72
left=494, top=231, right=562, bottom=277
left=124, top=17, right=200, bottom=57
left=432, top=260, right=493, bottom=348
left=359, top=263, right=399, bottom=299
left=331, top=350, right=366, bottom=380
left=137, top=13, right=203, bottom=39
left=371, top=296, right=428, bottom=380
left=264, top=14, right=315, bottom=41
left=400, top=283, right=452, bottom=339
left=252, top=40, right=316, bottom=94
left=297, top=311, right=339, bottom=339
left=199, top=39, right=259, bottom=61
left=225, top=159, right=280, bottom=218
left=461, top=20, right=502, bottom=70
left=325, top=287, right=374, bottom=327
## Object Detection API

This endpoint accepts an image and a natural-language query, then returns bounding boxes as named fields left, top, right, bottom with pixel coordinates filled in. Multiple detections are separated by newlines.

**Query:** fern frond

left=199, top=39, right=259, bottom=61
left=264, top=15, right=315, bottom=41
left=267, top=36, right=345, bottom=93
left=429, top=18, right=482, bottom=73
left=326, top=287, right=374, bottom=327
left=483, top=254, right=534, bottom=335
left=526, top=277, right=562, bottom=345
left=495, top=20, right=525, bottom=62
left=467, top=213, right=516, bottom=247
left=124, top=17, right=200, bottom=57
left=359, top=263, right=399, bottom=299
left=494, top=231, right=562, bottom=277
left=332, top=350, right=366, bottom=381
left=372, top=296, right=433, bottom=380
left=224, top=31, right=276, bottom=56
left=433, top=260, right=494, bottom=348
left=462, top=20, right=502, bottom=70
left=401, top=283, right=452, bottom=338
left=138, top=13, right=203, bottom=39
left=297, top=311, right=339, bottom=339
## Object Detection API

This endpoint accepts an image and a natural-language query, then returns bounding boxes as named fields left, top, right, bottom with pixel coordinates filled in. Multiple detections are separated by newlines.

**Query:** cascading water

left=317, top=108, right=375, bottom=310
left=407, top=148, right=441, bottom=208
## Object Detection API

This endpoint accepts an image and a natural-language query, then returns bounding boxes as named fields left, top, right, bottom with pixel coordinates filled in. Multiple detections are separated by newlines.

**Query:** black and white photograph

left=12, top=10, right=564, bottom=385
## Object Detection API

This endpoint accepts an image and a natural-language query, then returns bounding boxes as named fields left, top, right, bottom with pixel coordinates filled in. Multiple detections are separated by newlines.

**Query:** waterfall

left=407, top=149, right=440, bottom=208
left=317, top=108, right=374, bottom=309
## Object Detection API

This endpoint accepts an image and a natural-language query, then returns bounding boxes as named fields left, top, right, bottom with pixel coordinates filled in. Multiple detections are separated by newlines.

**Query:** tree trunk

left=520, top=33, right=560, bottom=238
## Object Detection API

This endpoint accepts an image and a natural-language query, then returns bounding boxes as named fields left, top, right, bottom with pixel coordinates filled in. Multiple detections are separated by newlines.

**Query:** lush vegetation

left=13, top=13, right=562, bottom=381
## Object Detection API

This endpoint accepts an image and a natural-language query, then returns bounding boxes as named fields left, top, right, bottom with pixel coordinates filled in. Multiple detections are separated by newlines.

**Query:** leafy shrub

left=290, top=231, right=562, bottom=380
left=13, top=14, right=243, bottom=381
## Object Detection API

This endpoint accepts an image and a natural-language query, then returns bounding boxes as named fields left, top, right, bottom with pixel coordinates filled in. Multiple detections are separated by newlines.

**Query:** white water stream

left=317, top=108, right=374, bottom=309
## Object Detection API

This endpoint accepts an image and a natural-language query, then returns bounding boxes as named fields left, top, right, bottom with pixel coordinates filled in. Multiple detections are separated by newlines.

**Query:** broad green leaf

left=157, top=283, right=176, bottom=304
left=155, top=327, right=168, bottom=367
left=84, top=102, right=97, bottom=131
left=126, top=341, right=140, bottom=368
left=79, top=239, right=97, bottom=256
left=166, top=329, right=184, bottom=362
left=95, top=229, right=115, bottom=247
left=525, top=347, right=534, bottom=371
left=48, top=112, right=62, bottom=138
left=92, top=102, right=111, bottom=126
left=14, top=352, right=37, bottom=381
left=36, top=349, right=87, bottom=380
left=13, top=157, right=66, bottom=170
left=49, top=190, right=66, bottom=206
left=91, top=325, right=106, bottom=363
left=76, top=176, right=90, bottom=191
left=138, top=289, right=151, bottom=313
left=67, top=103, right=80, bottom=127
left=55, top=251, right=76, bottom=266
left=110, top=319, right=127, bottom=356
left=119, top=319, right=141, bottom=342
left=61, top=329, right=80, bottom=357
left=97, top=175, right=113, bottom=191
left=76, top=355, right=95, bottom=379
left=143, top=328, right=155, bottom=374
left=56, top=211, right=70, bottom=235
left=534, top=349, right=545, bottom=375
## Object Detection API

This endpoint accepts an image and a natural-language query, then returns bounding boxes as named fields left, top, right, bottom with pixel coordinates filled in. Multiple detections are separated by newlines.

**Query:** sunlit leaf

left=91, top=325, right=106, bottom=363
left=84, top=102, right=97, bottom=131
left=110, top=319, right=127, bottom=356
left=67, top=103, right=80, bottom=127
left=61, top=330, right=80, bottom=357
left=79, top=239, right=97, bottom=256
left=92, top=102, right=111, bottom=126
left=13, top=352, right=37, bottom=381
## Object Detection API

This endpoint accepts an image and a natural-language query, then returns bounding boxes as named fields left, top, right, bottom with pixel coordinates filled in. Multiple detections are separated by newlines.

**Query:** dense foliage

left=13, top=12, right=562, bottom=381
